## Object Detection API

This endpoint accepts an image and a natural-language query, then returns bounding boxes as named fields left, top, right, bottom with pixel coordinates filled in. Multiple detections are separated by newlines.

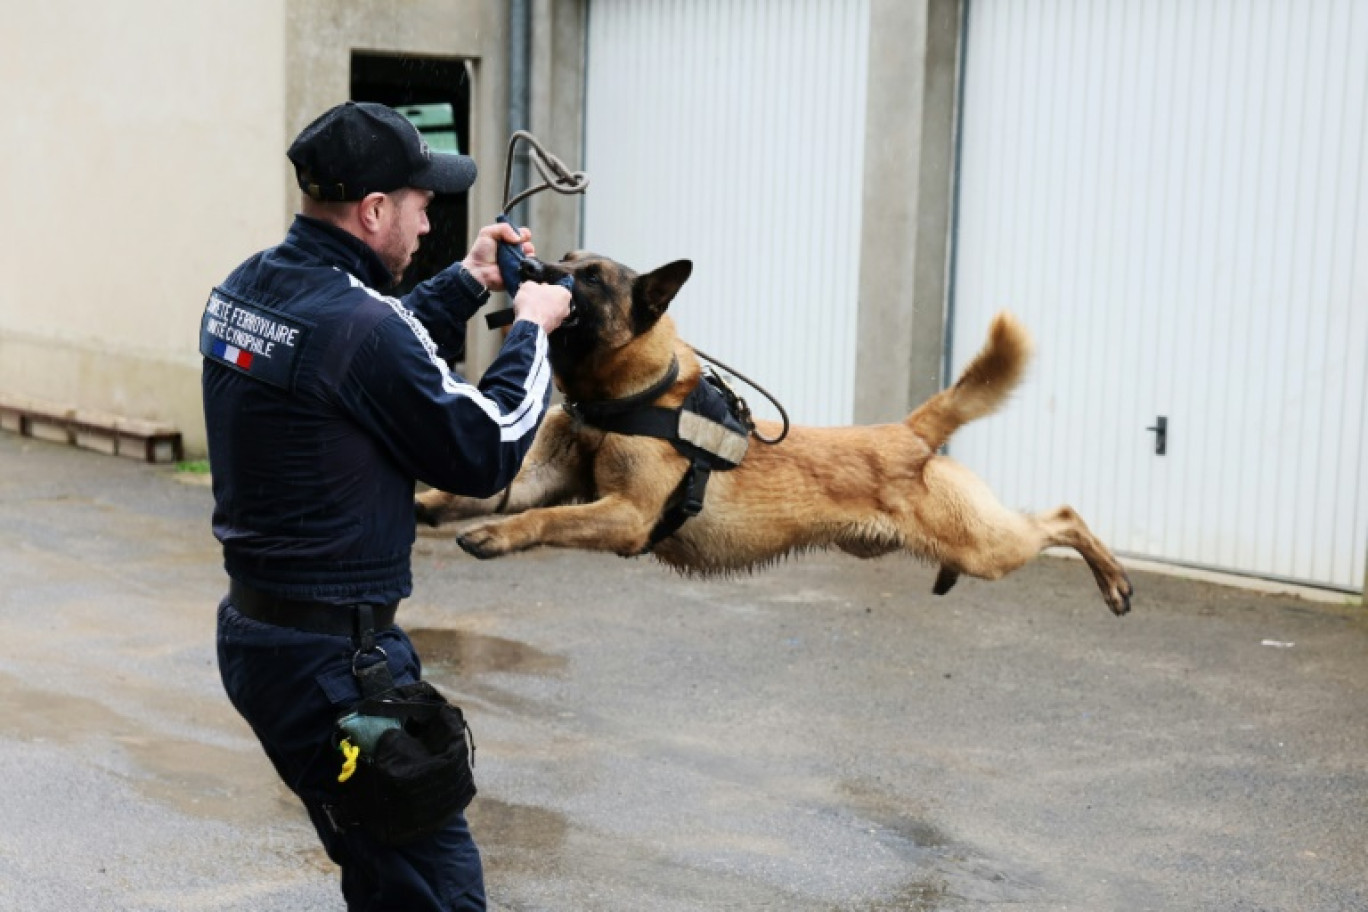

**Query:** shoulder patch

left=200, top=287, right=312, bottom=389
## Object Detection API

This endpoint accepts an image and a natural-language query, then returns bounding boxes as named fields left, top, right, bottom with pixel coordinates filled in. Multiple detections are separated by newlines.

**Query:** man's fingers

left=484, top=222, right=523, bottom=245
left=514, top=281, right=572, bottom=332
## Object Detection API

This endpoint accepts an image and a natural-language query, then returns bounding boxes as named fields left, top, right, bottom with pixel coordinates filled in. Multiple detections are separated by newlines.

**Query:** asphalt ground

left=0, top=429, right=1365, bottom=911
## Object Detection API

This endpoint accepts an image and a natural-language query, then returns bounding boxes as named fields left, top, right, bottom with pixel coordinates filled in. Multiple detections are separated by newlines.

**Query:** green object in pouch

left=338, top=711, right=403, bottom=755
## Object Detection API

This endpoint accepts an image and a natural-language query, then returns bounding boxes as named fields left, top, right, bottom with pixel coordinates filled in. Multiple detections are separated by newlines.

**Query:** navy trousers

left=217, top=599, right=486, bottom=911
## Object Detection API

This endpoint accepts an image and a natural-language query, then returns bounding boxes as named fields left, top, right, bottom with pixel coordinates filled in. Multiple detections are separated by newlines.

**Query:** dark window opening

left=351, top=53, right=473, bottom=308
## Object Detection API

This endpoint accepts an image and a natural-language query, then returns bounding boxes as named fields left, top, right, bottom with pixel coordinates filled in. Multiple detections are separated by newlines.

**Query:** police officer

left=201, top=101, right=570, bottom=910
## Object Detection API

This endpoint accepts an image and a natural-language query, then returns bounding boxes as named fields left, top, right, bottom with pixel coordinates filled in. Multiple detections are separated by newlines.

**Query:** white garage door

left=950, top=0, right=1368, bottom=592
left=582, top=0, right=870, bottom=426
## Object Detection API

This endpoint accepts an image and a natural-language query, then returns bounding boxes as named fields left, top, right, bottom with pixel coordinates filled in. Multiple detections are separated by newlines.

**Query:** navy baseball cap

left=287, top=101, right=477, bottom=201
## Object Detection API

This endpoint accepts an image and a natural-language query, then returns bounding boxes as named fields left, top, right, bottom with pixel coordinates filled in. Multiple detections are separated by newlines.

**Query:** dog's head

left=521, top=252, right=692, bottom=365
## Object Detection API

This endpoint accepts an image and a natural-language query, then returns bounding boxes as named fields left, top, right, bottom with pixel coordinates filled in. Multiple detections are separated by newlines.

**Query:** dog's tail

left=906, top=311, right=1032, bottom=451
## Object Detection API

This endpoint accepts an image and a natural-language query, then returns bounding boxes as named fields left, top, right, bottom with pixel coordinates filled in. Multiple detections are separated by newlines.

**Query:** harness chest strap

left=568, top=403, right=726, bottom=550
left=567, top=368, right=750, bottom=551
left=645, top=455, right=713, bottom=550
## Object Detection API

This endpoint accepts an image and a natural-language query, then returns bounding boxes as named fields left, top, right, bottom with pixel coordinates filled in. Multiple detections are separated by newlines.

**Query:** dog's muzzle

left=520, top=259, right=578, bottom=327
left=518, top=257, right=561, bottom=284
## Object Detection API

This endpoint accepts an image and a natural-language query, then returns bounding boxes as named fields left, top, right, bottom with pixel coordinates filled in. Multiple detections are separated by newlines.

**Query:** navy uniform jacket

left=200, top=215, right=551, bottom=605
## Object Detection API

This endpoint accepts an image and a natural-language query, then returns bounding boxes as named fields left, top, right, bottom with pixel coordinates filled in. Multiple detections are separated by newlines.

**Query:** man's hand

left=514, top=282, right=572, bottom=334
left=462, top=222, right=535, bottom=291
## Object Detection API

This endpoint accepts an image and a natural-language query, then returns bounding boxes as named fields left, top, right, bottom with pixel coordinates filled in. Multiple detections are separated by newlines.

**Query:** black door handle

left=1146, top=416, right=1167, bottom=455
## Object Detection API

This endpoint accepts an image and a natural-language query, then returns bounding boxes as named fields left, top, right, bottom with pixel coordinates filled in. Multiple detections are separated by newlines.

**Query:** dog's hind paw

left=414, top=499, right=440, bottom=528
left=1104, top=573, right=1134, bottom=617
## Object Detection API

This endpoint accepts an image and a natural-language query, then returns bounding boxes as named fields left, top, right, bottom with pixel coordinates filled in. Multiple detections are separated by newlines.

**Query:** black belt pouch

left=337, top=681, right=477, bottom=846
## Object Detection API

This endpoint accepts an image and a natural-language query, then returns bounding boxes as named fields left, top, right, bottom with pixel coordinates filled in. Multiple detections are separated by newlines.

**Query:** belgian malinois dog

left=417, top=253, right=1133, bottom=616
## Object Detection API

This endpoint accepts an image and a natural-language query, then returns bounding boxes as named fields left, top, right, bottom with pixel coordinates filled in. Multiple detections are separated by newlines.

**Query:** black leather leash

left=690, top=348, right=791, bottom=445
left=484, top=131, right=589, bottom=330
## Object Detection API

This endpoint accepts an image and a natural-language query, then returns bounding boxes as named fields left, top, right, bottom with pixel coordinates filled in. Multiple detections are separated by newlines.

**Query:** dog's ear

left=632, top=259, right=693, bottom=331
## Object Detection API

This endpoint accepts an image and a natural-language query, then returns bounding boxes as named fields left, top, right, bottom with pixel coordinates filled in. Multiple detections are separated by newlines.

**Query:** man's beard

left=382, top=247, right=414, bottom=288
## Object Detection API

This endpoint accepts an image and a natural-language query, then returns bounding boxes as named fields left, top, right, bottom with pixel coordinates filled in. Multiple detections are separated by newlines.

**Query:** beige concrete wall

left=0, top=0, right=513, bottom=458
left=854, top=0, right=962, bottom=423
left=525, top=0, right=588, bottom=259
left=0, top=0, right=289, bottom=457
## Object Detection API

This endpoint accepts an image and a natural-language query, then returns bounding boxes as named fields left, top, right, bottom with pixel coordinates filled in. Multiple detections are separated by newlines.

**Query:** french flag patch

left=212, top=340, right=253, bottom=370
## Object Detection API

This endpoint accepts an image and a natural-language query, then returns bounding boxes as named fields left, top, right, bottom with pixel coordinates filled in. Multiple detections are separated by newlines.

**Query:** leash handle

left=485, top=131, right=588, bottom=331
left=484, top=214, right=574, bottom=330
left=494, top=214, right=527, bottom=299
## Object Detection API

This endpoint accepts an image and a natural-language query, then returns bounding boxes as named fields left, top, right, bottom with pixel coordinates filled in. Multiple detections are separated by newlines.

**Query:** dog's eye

left=581, top=268, right=601, bottom=286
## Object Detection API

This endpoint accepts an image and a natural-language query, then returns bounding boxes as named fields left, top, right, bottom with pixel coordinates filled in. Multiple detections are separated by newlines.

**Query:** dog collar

left=566, top=356, right=680, bottom=423
left=564, top=358, right=752, bottom=554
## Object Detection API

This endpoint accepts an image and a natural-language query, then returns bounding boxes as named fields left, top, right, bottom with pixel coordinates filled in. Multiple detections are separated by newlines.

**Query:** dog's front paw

left=456, top=521, right=514, bottom=560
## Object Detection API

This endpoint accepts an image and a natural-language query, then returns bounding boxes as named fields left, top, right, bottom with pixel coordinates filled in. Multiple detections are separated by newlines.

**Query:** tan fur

left=907, top=312, right=1032, bottom=451
left=418, top=255, right=1132, bottom=616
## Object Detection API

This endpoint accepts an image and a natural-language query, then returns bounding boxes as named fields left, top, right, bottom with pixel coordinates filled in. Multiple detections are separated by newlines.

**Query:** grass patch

left=176, top=459, right=211, bottom=475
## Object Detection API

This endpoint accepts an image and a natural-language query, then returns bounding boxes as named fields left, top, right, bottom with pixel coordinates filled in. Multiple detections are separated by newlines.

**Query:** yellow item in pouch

left=338, top=738, right=360, bottom=783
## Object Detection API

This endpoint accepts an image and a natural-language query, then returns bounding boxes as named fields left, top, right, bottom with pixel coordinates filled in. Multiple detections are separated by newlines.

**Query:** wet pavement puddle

left=0, top=671, right=282, bottom=826
left=0, top=672, right=114, bottom=744
left=835, top=778, right=1048, bottom=908
left=407, top=627, right=567, bottom=676
left=468, top=797, right=570, bottom=858
left=118, top=735, right=280, bottom=825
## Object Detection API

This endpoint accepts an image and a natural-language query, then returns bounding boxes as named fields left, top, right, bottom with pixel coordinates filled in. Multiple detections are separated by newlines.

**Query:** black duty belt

left=229, top=579, right=397, bottom=637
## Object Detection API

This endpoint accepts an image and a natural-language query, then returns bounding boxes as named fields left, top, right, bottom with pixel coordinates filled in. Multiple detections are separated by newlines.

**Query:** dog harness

left=565, top=356, right=751, bottom=551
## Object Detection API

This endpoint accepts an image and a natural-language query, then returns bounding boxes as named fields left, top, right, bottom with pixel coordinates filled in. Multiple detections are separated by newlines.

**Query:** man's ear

left=357, top=192, right=388, bottom=234
left=632, top=259, right=693, bottom=332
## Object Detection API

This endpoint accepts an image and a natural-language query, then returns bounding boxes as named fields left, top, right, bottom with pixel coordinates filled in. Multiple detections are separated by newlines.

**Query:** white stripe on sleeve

left=344, top=272, right=550, bottom=442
